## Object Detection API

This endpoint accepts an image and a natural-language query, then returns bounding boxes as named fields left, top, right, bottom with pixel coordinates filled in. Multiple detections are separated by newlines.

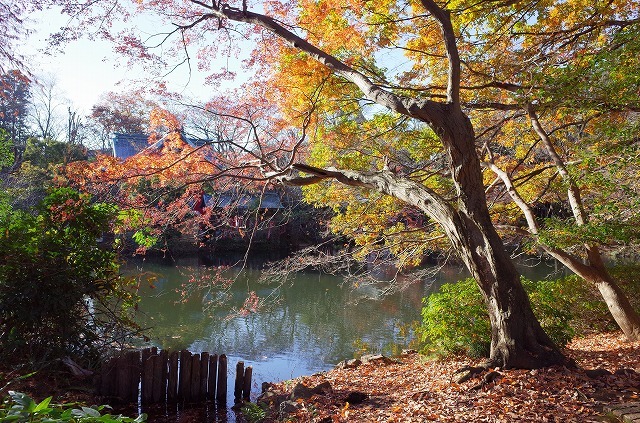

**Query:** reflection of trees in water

left=130, top=259, right=441, bottom=371
left=128, top=255, right=560, bottom=373
left=251, top=278, right=424, bottom=364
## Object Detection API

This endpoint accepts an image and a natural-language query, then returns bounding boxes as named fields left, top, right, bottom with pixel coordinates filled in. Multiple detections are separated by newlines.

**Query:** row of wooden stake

left=97, top=348, right=253, bottom=405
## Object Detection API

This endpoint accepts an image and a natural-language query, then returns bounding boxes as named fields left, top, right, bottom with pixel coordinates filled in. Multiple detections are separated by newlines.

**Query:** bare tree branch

left=190, top=1, right=447, bottom=125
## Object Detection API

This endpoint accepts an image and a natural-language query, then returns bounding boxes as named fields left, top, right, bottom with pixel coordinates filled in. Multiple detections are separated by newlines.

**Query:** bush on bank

left=419, top=269, right=640, bottom=358
left=0, top=188, right=140, bottom=366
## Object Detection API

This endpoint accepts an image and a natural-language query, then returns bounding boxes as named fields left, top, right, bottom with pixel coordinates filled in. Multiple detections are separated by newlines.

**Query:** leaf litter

left=261, top=332, right=640, bottom=422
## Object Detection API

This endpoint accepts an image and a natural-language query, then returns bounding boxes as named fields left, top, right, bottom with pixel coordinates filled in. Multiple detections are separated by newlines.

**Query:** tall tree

left=28, top=75, right=66, bottom=141
left=475, top=19, right=640, bottom=340
left=53, top=0, right=594, bottom=369
left=0, top=70, right=31, bottom=166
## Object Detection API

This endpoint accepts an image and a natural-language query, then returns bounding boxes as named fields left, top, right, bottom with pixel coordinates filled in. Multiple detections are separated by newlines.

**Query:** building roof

left=111, top=133, right=150, bottom=159
left=111, top=132, right=215, bottom=159
left=184, top=137, right=209, bottom=148
left=203, top=192, right=283, bottom=209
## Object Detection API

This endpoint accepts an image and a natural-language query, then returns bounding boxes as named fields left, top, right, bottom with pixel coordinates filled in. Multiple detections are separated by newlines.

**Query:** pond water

left=124, top=252, right=561, bottom=415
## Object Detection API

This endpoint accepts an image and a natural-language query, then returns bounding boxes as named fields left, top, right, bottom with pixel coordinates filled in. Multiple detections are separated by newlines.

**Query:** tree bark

left=587, top=249, right=640, bottom=340
left=437, top=109, right=567, bottom=368
left=547, top=245, right=640, bottom=341
left=592, top=273, right=640, bottom=341
left=442, top=208, right=566, bottom=368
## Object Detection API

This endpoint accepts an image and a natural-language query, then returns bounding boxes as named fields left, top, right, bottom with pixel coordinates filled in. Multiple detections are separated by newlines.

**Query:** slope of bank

left=259, top=332, right=640, bottom=422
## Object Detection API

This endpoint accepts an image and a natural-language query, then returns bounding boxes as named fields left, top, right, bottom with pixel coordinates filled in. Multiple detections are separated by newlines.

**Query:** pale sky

left=19, top=7, right=230, bottom=114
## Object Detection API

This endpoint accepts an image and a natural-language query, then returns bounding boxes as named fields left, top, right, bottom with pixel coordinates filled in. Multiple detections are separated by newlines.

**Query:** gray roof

left=111, top=133, right=149, bottom=159
left=204, top=192, right=283, bottom=209
left=184, top=137, right=209, bottom=148
left=111, top=132, right=213, bottom=159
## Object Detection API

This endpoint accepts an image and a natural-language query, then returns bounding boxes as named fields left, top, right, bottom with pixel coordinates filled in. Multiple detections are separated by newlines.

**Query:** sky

left=18, top=7, right=227, bottom=114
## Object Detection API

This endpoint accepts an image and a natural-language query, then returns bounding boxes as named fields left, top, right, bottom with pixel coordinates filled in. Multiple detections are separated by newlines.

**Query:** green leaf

left=8, top=391, right=34, bottom=409
left=83, top=406, right=102, bottom=417
left=33, top=396, right=53, bottom=412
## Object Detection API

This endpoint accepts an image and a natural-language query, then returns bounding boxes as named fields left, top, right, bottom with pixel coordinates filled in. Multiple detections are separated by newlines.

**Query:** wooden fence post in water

left=179, top=350, right=192, bottom=402
left=142, top=353, right=155, bottom=404
left=234, top=361, right=244, bottom=403
left=167, top=351, right=179, bottom=402
left=216, top=354, right=227, bottom=405
left=191, top=354, right=201, bottom=401
left=151, top=354, right=164, bottom=403
left=160, top=349, right=168, bottom=401
left=140, top=347, right=157, bottom=404
left=128, top=350, right=141, bottom=403
left=99, top=357, right=117, bottom=398
left=243, top=366, right=252, bottom=401
left=200, top=352, right=209, bottom=400
left=97, top=349, right=235, bottom=406
left=208, top=354, right=218, bottom=400
left=116, top=354, right=131, bottom=402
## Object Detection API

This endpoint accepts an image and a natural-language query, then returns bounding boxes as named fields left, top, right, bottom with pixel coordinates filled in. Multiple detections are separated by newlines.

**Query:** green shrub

left=241, top=402, right=267, bottom=423
left=417, top=273, right=618, bottom=358
left=419, top=279, right=491, bottom=358
left=0, top=188, right=140, bottom=365
left=522, top=277, right=576, bottom=347
left=0, top=391, right=146, bottom=422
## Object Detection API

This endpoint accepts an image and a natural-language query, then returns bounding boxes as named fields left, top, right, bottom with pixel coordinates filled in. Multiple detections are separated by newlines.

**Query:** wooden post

left=151, top=354, right=164, bottom=403
left=98, top=348, right=242, bottom=406
left=141, top=346, right=155, bottom=401
left=99, top=357, right=117, bottom=397
left=234, top=361, right=244, bottom=403
left=142, top=347, right=157, bottom=364
left=200, top=352, right=209, bottom=399
left=116, top=354, right=131, bottom=402
left=191, top=354, right=201, bottom=401
left=243, top=366, right=252, bottom=401
left=128, top=350, right=141, bottom=403
left=216, top=354, right=227, bottom=405
left=142, top=354, right=155, bottom=404
left=179, top=350, right=192, bottom=402
left=167, top=350, right=179, bottom=403
left=207, top=354, right=218, bottom=401
left=160, top=349, right=168, bottom=401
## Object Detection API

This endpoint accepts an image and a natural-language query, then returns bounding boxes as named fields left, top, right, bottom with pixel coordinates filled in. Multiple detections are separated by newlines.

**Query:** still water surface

left=125, top=253, right=560, bottom=404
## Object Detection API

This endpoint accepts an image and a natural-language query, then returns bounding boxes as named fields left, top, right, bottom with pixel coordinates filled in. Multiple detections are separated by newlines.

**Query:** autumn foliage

left=47, top=0, right=640, bottom=366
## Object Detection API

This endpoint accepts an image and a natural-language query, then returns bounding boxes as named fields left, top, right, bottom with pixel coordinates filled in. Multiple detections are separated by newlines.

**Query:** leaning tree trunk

left=526, top=104, right=640, bottom=341
left=591, top=273, right=640, bottom=340
left=587, top=248, right=640, bottom=340
left=287, top=108, right=570, bottom=368
left=550, top=247, right=640, bottom=341
left=437, top=108, right=568, bottom=369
